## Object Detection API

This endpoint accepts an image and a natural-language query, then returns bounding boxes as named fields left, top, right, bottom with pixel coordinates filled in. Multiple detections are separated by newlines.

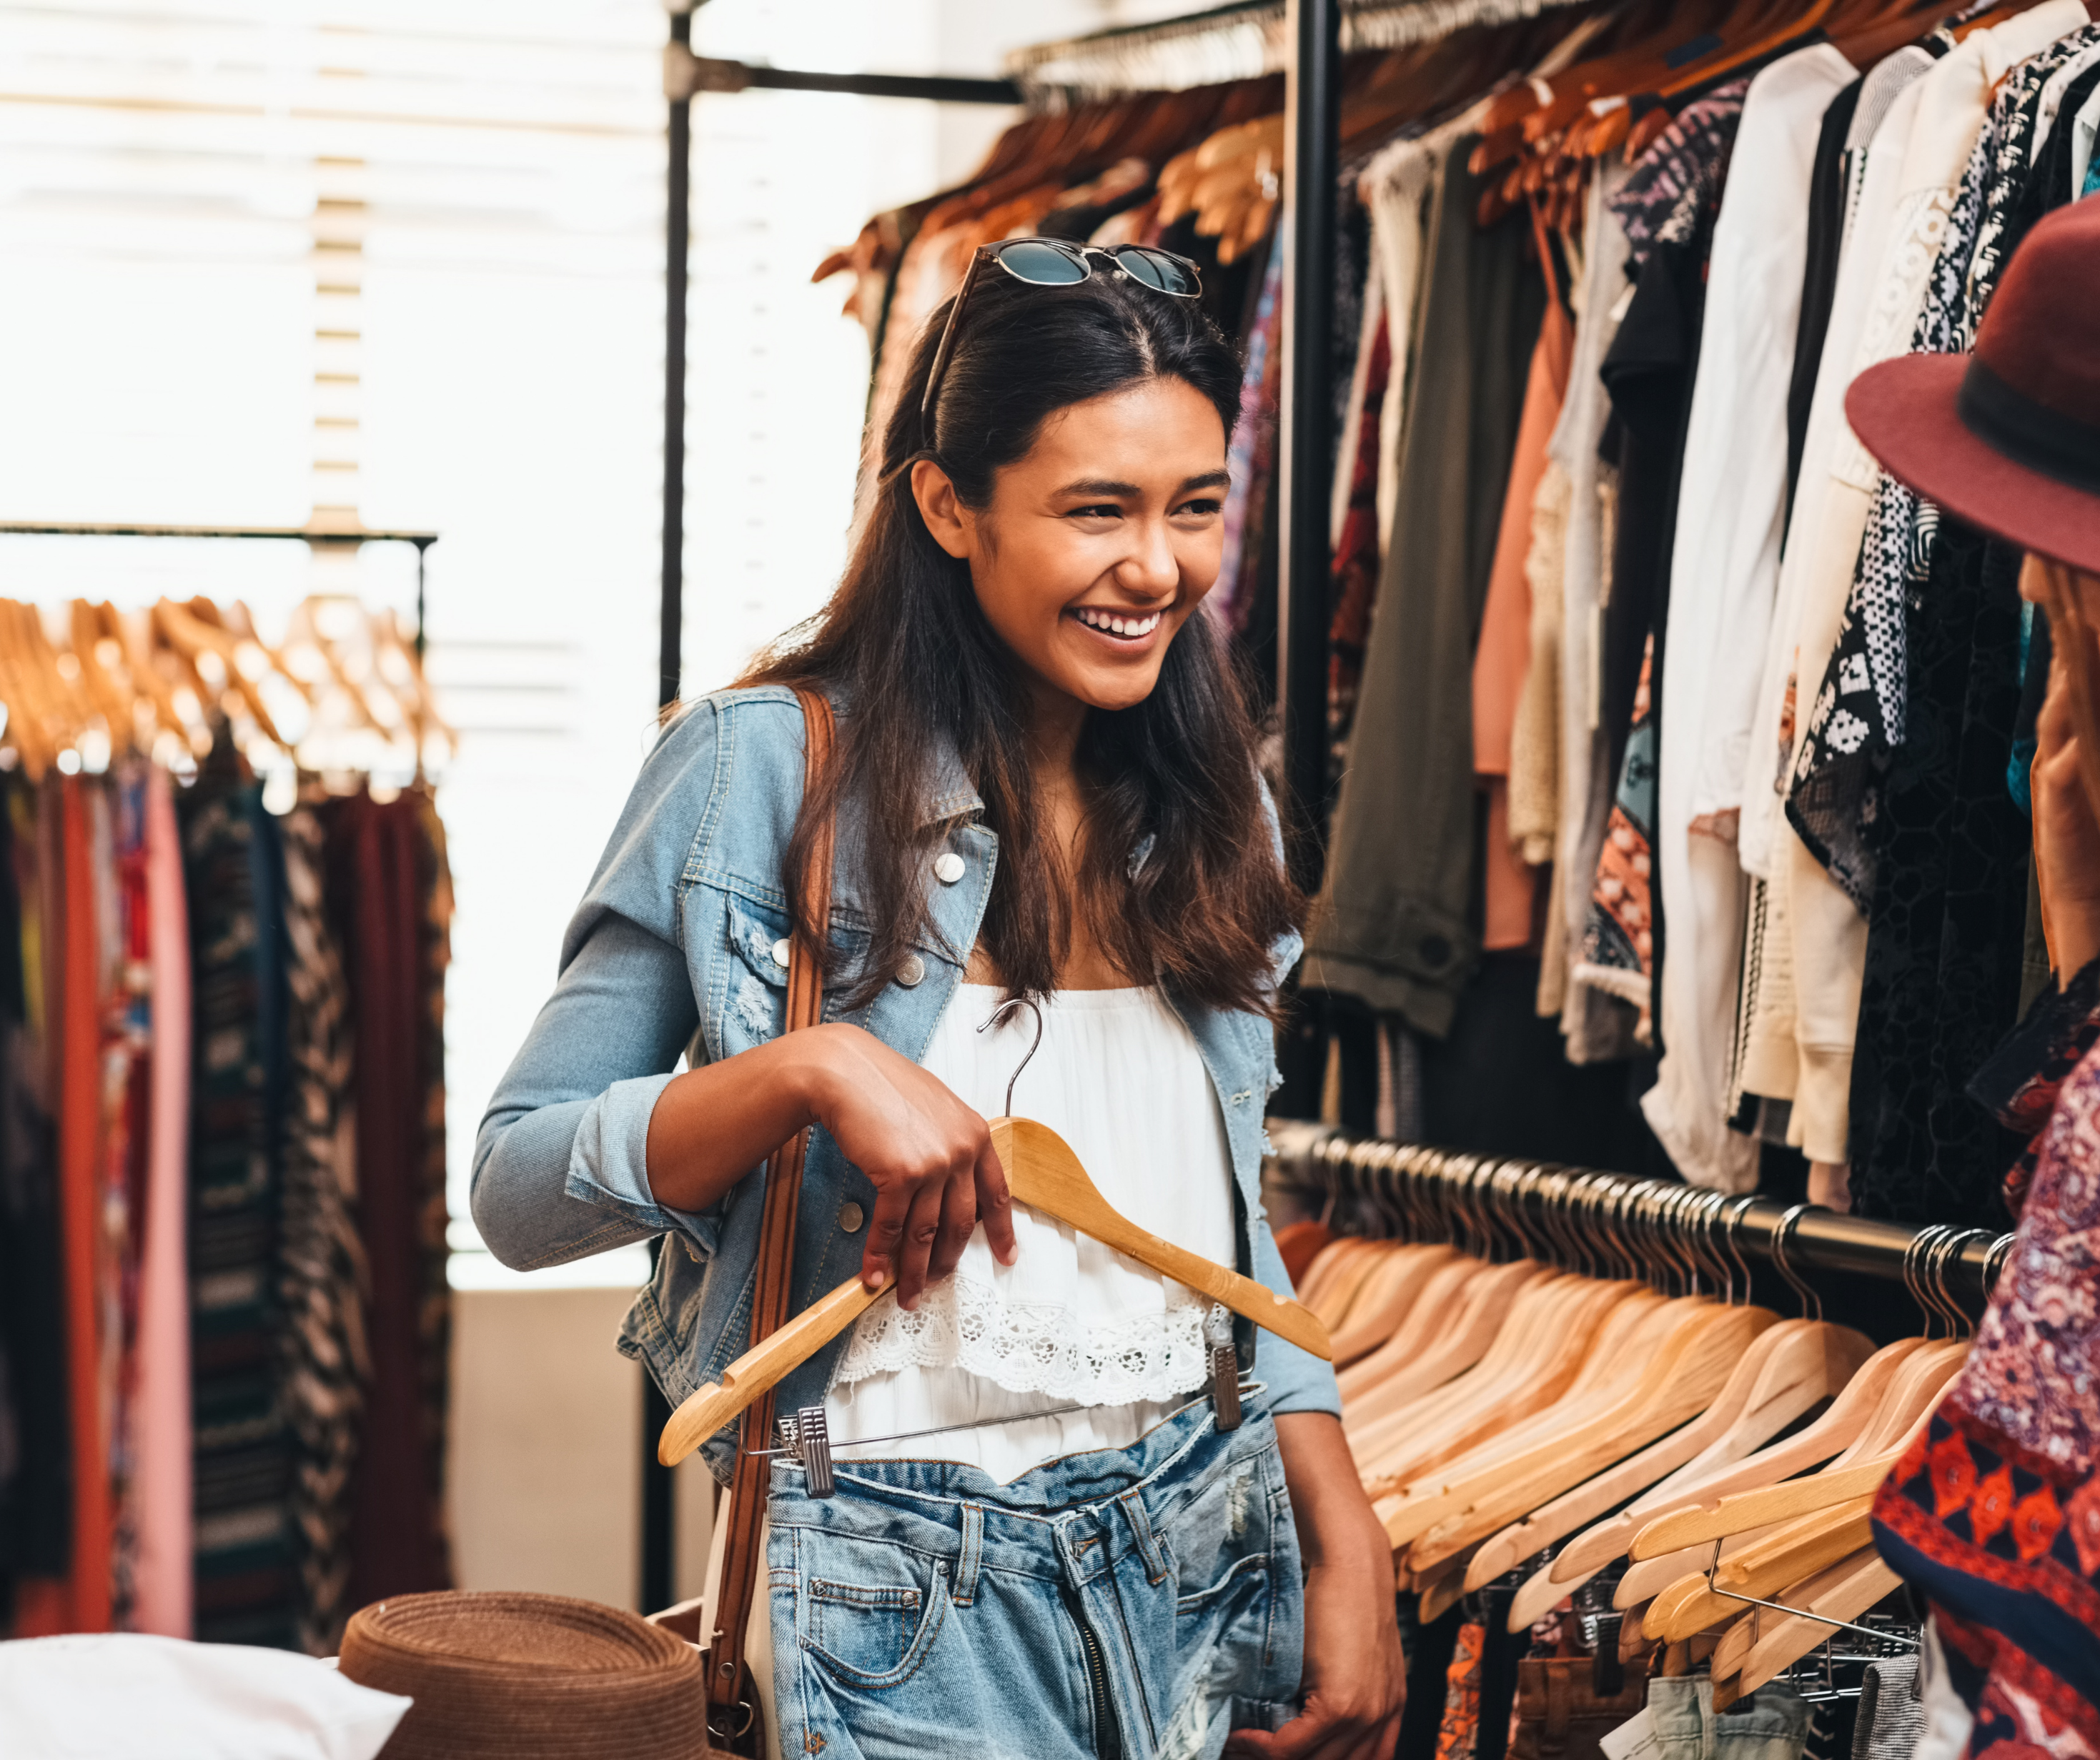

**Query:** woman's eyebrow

left=1051, top=469, right=1232, bottom=499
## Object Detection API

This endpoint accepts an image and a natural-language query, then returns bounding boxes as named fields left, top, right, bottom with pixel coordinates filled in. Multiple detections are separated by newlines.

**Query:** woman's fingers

left=975, top=1133, right=1019, bottom=1267
left=861, top=1180, right=913, bottom=1292
left=893, top=1178, right=945, bottom=1309
left=928, top=1162, right=977, bottom=1283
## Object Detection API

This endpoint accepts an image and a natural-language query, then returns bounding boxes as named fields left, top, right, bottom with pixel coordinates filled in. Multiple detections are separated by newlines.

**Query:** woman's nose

left=1119, top=517, right=1179, bottom=596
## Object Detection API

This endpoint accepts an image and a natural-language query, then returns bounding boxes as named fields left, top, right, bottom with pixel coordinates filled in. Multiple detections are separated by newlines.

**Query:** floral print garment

left=1873, top=1017, right=2100, bottom=1758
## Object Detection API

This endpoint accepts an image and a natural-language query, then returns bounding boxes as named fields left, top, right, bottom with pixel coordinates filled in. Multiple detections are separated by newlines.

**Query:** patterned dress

left=1873, top=1009, right=2100, bottom=1756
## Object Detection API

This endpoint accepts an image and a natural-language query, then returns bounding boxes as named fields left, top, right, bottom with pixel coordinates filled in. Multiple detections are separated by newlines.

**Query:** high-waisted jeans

left=763, top=1391, right=1304, bottom=1760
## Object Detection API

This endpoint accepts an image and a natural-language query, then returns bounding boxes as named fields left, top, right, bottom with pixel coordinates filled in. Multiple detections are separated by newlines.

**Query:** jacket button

left=897, top=953, right=926, bottom=988
left=933, top=852, right=966, bottom=885
left=771, top=938, right=791, bottom=968
left=838, top=1202, right=865, bottom=1233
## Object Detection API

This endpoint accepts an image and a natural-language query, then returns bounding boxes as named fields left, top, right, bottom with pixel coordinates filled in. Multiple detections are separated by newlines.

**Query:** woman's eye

left=1066, top=504, right=1123, bottom=520
left=1176, top=498, right=1223, bottom=517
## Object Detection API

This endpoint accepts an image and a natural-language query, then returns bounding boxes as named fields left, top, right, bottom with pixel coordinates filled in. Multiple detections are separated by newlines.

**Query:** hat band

left=1958, top=357, right=2100, bottom=497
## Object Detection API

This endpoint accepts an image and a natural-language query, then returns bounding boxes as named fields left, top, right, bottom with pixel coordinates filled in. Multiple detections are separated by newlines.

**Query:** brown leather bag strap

left=707, top=686, right=836, bottom=1739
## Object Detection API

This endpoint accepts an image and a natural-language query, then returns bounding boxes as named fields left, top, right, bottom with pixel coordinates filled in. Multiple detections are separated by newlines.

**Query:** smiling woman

left=475, top=244, right=1406, bottom=1759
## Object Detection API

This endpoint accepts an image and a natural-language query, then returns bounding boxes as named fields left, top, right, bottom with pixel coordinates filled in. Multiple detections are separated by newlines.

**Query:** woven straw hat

left=338, top=1591, right=707, bottom=1759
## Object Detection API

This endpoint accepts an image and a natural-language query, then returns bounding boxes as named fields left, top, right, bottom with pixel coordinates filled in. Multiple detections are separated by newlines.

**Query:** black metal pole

left=1267, top=0, right=1341, bottom=1121
left=642, top=1, right=692, bottom=1620
left=660, top=6, right=692, bottom=716
left=1277, top=0, right=1339, bottom=894
left=1269, top=1125, right=2014, bottom=1312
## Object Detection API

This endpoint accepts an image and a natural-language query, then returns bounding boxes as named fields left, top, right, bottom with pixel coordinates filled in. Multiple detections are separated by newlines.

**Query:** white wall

left=448, top=1287, right=718, bottom=1609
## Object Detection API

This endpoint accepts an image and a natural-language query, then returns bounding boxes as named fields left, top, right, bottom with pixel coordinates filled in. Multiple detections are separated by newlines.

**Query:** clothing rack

left=1006, top=0, right=1605, bottom=93
left=1265, top=1121, right=2014, bottom=1311
left=0, top=521, right=440, bottom=657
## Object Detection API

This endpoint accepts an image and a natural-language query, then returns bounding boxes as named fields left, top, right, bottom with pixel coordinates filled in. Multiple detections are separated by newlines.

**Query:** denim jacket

left=472, top=686, right=1339, bottom=1481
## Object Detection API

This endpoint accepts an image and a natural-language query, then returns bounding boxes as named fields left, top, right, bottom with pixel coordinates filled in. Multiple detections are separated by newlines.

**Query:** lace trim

left=836, top=1275, right=1223, bottom=1406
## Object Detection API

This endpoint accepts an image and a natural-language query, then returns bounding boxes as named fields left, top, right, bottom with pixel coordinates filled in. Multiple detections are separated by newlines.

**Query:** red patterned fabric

left=1873, top=1035, right=2100, bottom=1758
left=1434, top=1619, right=1485, bottom=1760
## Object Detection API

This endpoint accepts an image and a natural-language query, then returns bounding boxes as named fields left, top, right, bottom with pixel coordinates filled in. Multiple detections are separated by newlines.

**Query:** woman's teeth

left=1073, top=607, right=1162, bottom=639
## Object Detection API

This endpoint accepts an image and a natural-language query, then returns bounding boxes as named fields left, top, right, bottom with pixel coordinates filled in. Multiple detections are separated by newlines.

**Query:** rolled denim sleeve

left=472, top=702, right=723, bottom=1271
left=1250, top=1207, right=1342, bottom=1418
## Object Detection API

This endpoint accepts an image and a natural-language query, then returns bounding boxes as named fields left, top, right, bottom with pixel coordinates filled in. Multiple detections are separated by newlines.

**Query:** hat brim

left=1846, top=355, right=2100, bottom=577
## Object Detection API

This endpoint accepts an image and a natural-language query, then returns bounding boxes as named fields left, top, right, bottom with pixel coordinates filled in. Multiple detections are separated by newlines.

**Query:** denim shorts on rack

left=763, top=1388, right=1303, bottom=1760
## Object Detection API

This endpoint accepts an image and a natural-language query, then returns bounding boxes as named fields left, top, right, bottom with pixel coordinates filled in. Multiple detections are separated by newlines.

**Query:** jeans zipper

left=1071, top=1601, right=1123, bottom=1760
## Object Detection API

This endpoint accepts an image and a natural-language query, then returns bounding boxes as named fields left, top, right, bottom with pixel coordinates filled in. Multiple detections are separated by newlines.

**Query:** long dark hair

left=741, top=262, right=1299, bottom=1015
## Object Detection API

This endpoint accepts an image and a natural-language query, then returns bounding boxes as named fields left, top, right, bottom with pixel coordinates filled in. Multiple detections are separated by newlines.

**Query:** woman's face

left=911, top=376, right=1229, bottom=717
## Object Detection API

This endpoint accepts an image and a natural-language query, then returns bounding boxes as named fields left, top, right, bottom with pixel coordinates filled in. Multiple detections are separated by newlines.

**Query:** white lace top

left=825, top=983, right=1237, bottom=1482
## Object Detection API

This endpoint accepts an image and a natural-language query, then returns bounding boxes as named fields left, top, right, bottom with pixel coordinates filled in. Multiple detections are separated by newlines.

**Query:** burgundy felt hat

left=1846, top=198, right=2100, bottom=576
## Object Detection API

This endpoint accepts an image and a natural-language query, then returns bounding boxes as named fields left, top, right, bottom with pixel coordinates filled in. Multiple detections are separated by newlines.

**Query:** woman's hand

left=798, top=1022, right=1019, bottom=1306
left=2035, top=638, right=2100, bottom=980
left=1229, top=1412, right=1406, bottom=1760
left=644, top=1020, right=1017, bottom=1309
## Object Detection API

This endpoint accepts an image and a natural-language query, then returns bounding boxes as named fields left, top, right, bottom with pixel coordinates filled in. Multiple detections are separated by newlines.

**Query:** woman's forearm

left=1274, top=1411, right=1395, bottom=1576
left=644, top=1027, right=838, bottom=1212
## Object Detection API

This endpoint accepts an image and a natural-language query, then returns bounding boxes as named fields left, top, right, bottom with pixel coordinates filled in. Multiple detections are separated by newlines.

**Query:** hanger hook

left=1904, top=1223, right=1948, bottom=1338
left=1769, top=1203, right=1822, bottom=1321
left=1721, top=1195, right=1757, bottom=1308
left=1983, top=1230, right=2017, bottom=1302
left=980, top=995, right=1045, bottom=1117
left=1935, top=1227, right=1995, bottom=1339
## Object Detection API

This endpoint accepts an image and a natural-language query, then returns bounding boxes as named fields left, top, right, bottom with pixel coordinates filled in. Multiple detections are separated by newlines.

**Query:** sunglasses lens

left=1112, top=247, right=1199, bottom=295
left=996, top=240, right=1088, bottom=285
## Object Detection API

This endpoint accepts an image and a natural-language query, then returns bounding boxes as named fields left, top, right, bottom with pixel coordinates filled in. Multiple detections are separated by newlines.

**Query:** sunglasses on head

left=920, top=237, right=1205, bottom=422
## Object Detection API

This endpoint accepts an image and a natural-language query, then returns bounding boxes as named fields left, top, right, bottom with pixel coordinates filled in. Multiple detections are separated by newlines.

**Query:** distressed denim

left=472, top=687, right=1338, bottom=1481
left=1649, top=1676, right=1809, bottom=1760
left=766, top=1391, right=1302, bottom=1759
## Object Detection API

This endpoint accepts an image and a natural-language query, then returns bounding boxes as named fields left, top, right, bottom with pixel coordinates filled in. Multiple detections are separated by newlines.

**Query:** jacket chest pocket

left=718, top=891, right=794, bottom=1053
left=711, top=888, right=870, bottom=1056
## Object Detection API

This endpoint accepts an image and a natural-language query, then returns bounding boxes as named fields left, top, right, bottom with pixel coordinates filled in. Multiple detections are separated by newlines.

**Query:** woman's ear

left=911, top=458, right=974, bottom=560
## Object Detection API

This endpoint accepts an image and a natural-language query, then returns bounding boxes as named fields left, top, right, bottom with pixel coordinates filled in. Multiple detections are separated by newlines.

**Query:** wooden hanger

left=658, top=1113, right=1332, bottom=1467
left=1548, top=1333, right=1923, bottom=1587
left=1490, top=1315, right=1873, bottom=1615
left=989, top=1117, right=1331, bottom=1353
left=1347, top=1261, right=1564, bottom=1450
left=1405, top=1300, right=1776, bottom=1572
left=1357, top=1272, right=1643, bottom=1496
left=1327, top=1241, right=1459, bottom=1367
left=1359, top=1174, right=1669, bottom=1475
left=1726, top=1551, right=1902, bottom=1699
left=1644, top=1497, right=1876, bottom=1641
left=1375, top=1288, right=1680, bottom=1546
left=1337, top=1253, right=1497, bottom=1415
left=1625, top=1238, right=1978, bottom=1561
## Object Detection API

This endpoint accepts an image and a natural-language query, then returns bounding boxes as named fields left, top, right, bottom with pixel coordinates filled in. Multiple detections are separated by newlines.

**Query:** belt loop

left=954, top=1502, right=984, bottom=1606
left=1120, top=1490, right=1169, bottom=1586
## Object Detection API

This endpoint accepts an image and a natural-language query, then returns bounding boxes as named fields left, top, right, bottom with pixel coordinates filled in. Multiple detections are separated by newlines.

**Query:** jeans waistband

left=765, top=1387, right=1277, bottom=1595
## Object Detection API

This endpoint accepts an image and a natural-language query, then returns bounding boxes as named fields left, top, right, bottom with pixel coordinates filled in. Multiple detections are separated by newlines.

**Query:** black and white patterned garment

left=1610, top=81, right=1753, bottom=274
left=274, top=805, right=367, bottom=1656
left=1788, top=28, right=2099, bottom=909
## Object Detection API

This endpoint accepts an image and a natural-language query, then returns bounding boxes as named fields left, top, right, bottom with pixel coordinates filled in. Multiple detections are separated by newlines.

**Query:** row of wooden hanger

left=0, top=595, right=454, bottom=785
left=1284, top=1139, right=2004, bottom=1706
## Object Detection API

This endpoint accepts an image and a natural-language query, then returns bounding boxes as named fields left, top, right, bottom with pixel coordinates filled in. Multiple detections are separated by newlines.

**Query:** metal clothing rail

left=1008, top=0, right=1603, bottom=93
left=0, top=520, right=440, bottom=654
left=1264, top=1121, right=2014, bottom=1310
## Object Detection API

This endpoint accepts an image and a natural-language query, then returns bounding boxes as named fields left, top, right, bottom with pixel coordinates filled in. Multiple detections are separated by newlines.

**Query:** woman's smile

left=1068, top=603, right=1167, bottom=646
